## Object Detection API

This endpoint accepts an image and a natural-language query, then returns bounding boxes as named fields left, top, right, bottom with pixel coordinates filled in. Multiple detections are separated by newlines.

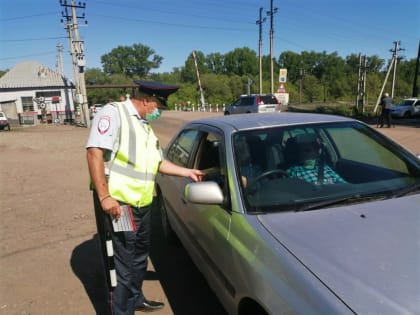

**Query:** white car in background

left=224, top=94, right=280, bottom=115
left=391, top=98, right=420, bottom=118
left=0, top=111, right=10, bottom=131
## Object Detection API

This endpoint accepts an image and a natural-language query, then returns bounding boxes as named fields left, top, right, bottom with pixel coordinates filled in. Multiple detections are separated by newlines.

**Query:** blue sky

left=1, top=0, right=419, bottom=78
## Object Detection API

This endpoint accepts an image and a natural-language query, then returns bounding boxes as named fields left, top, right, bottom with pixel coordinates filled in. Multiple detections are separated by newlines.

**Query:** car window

left=260, top=95, right=278, bottom=104
left=235, top=122, right=420, bottom=213
left=166, top=128, right=200, bottom=167
left=402, top=100, right=414, bottom=105
left=194, top=131, right=226, bottom=190
left=328, top=127, right=409, bottom=174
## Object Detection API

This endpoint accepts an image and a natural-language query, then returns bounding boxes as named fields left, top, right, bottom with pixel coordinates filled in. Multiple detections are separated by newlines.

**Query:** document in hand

left=111, top=204, right=137, bottom=232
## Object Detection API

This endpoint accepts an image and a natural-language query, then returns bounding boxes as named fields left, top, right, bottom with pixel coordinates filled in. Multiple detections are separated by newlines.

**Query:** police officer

left=86, top=80, right=204, bottom=314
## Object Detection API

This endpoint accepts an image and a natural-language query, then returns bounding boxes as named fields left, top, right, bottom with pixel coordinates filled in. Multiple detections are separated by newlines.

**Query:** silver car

left=155, top=113, right=420, bottom=315
left=391, top=98, right=420, bottom=118
left=224, top=94, right=280, bottom=115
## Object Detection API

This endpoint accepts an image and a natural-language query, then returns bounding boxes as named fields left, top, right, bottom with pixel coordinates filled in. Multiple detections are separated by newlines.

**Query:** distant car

left=391, top=98, right=420, bottom=118
left=156, top=113, right=420, bottom=315
left=224, top=94, right=280, bottom=115
left=0, top=111, right=10, bottom=131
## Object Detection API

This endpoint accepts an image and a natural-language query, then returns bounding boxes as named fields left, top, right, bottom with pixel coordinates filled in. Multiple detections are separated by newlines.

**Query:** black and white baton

left=105, top=231, right=117, bottom=287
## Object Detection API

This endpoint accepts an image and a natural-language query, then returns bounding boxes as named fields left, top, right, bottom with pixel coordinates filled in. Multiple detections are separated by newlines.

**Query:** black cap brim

left=134, top=80, right=179, bottom=107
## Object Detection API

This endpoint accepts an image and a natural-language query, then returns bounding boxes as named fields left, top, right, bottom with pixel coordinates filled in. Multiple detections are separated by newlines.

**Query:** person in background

left=379, top=92, right=393, bottom=128
left=285, top=134, right=346, bottom=185
left=86, top=80, right=204, bottom=315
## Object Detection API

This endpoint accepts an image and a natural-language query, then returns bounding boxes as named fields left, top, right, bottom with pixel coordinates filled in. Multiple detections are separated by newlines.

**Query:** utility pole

left=56, top=43, right=64, bottom=76
left=374, top=41, right=404, bottom=113
left=390, top=41, right=404, bottom=98
left=60, top=0, right=90, bottom=128
left=413, top=40, right=420, bottom=97
left=356, top=54, right=368, bottom=113
left=256, top=7, right=266, bottom=94
left=299, top=66, right=305, bottom=104
left=267, top=0, right=277, bottom=94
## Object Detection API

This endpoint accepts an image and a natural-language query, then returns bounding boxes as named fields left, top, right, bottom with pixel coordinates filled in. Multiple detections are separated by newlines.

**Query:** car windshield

left=232, top=122, right=420, bottom=213
left=401, top=100, right=415, bottom=106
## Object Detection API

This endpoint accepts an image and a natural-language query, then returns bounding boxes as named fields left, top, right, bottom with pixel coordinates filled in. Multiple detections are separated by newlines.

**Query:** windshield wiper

left=389, top=183, right=420, bottom=198
left=295, top=194, right=387, bottom=211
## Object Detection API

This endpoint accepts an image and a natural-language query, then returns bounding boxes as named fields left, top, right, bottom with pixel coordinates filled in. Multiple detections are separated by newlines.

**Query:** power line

left=0, top=36, right=67, bottom=42
left=90, top=14, right=253, bottom=32
left=0, top=51, right=56, bottom=61
left=0, top=12, right=58, bottom=21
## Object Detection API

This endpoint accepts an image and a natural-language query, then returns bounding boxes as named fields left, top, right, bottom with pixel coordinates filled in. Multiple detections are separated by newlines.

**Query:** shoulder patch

left=97, top=116, right=111, bottom=134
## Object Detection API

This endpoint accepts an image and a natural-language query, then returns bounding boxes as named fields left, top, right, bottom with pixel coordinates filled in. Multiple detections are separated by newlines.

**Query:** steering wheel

left=247, top=169, right=289, bottom=192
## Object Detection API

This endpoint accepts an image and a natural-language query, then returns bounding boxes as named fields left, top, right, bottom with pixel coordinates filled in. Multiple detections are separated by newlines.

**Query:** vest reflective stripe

left=108, top=103, right=161, bottom=207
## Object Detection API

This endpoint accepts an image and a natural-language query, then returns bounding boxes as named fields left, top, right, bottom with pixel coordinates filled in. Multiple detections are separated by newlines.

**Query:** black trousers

left=380, top=108, right=392, bottom=127
left=93, top=192, right=152, bottom=315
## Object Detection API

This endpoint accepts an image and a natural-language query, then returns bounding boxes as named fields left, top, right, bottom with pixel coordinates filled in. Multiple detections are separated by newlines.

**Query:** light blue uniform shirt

left=86, top=99, right=149, bottom=174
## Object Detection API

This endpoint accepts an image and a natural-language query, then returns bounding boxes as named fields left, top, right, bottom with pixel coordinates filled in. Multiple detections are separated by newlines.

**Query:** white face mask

left=145, top=108, right=161, bottom=122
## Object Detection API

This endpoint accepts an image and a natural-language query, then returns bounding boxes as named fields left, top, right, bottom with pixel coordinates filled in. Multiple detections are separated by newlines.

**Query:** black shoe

left=135, top=299, right=164, bottom=312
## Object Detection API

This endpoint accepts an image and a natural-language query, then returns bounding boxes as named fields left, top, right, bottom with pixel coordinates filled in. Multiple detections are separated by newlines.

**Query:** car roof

left=185, top=112, right=356, bottom=132
left=402, top=98, right=419, bottom=101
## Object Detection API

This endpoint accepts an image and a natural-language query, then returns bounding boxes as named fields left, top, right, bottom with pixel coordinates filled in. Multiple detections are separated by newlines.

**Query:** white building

left=0, top=61, right=75, bottom=125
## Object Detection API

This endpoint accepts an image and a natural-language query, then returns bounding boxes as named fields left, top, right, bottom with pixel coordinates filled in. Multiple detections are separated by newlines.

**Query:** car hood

left=258, top=194, right=420, bottom=314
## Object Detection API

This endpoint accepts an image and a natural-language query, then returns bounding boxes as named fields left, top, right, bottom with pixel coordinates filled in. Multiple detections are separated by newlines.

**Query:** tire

left=224, top=111, right=230, bottom=115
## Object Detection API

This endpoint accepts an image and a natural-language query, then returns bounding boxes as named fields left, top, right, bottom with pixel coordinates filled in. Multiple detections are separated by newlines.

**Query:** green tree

left=206, top=52, right=225, bottom=74
left=224, top=47, right=258, bottom=76
left=181, top=50, right=207, bottom=83
left=278, top=51, right=303, bottom=83
left=85, top=68, right=132, bottom=105
left=397, top=58, right=418, bottom=97
left=201, top=74, right=236, bottom=105
left=101, top=43, right=163, bottom=78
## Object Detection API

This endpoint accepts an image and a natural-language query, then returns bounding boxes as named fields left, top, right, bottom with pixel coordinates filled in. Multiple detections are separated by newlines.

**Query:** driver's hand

left=241, top=176, right=247, bottom=188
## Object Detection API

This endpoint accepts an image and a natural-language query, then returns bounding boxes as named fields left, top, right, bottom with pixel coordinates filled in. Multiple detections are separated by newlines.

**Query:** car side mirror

left=184, top=182, right=224, bottom=204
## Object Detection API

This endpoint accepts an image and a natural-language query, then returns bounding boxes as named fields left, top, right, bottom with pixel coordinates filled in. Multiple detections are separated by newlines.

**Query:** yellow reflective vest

left=108, top=103, right=162, bottom=207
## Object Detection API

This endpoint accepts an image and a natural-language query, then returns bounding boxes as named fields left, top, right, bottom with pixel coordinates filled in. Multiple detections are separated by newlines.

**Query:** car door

left=158, top=127, right=203, bottom=242
left=182, top=127, right=236, bottom=294
left=231, top=96, right=253, bottom=114
left=413, top=100, right=420, bottom=116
